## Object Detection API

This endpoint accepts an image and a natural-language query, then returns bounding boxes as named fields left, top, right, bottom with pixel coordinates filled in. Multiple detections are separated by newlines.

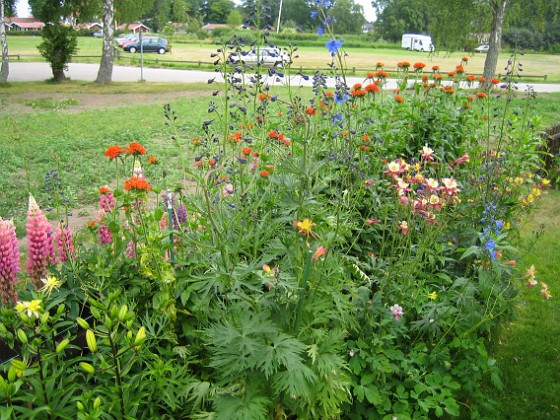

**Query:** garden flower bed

left=0, top=4, right=552, bottom=419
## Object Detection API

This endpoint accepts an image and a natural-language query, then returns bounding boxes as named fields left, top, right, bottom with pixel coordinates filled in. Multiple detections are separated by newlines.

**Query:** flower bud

left=93, top=396, right=101, bottom=410
left=0, top=323, right=8, bottom=334
left=77, top=317, right=90, bottom=329
left=57, top=304, right=65, bottom=315
left=90, top=307, right=101, bottom=319
left=8, top=366, right=16, bottom=382
left=79, top=362, right=95, bottom=374
left=56, top=338, right=70, bottom=353
left=118, top=305, right=128, bottom=321
left=76, top=401, right=85, bottom=411
left=16, top=329, right=28, bottom=344
left=10, top=359, right=26, bottom=372
left=86, top=329, right=97, bottom=353
left=133, top=326, right=146, bottom=347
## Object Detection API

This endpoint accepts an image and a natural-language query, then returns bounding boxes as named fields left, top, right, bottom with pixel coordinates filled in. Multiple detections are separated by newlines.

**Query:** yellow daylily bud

left=118, top=305, right=128, bottom=321
left=77, top=317, right=90, bottom=330
left=8, top=366, right=16, bottom=382
left=133, top=326, right=147, bottom=347
left=93, top=397, right=101, bottom=410
left=76, top=401, right=85, bottom=411
left=10, top=359, right=26, bottom=371
left=56, top=338, right=70, bottom=353
left=0, top=323, right=8, bottom=334
left=80, top=362, right=95, bottom=374
left=86, top=329, right=98, bottom=353
left=90, top=307, right=101, bottom=319
left=16, top=329, right=28, bottom=345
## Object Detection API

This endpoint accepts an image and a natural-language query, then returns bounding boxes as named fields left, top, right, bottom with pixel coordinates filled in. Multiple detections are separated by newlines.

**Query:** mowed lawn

left=7, top=35, right=560, bottom=80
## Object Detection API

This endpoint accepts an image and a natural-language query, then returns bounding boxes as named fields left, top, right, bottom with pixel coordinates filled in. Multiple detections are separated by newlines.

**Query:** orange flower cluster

left=413, top=62, right=426, bottom=70
left=126, top=142, right=146, bottom=156
left=268, top=130, right=291, bottom=147
left=124, top=177, right=151, bottom=192
left=104, top=145, right=123, bottom=160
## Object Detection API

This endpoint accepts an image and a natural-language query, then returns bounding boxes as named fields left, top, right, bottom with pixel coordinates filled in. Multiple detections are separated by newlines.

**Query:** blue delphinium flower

left=326, top=38, right=342, bottom=54
left=317, top=27, right=324, bottom=36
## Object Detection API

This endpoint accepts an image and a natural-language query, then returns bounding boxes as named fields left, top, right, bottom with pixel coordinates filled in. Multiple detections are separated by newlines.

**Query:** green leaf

left=363, top=385, right=382, bottom=405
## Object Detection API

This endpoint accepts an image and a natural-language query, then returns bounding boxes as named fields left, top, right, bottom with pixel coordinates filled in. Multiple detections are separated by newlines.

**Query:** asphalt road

left=8, top=62, right=560, bottom=93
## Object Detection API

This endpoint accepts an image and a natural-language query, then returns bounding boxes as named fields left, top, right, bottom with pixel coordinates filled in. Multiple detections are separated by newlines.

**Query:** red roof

left=3, top=17, right=45, bottom=30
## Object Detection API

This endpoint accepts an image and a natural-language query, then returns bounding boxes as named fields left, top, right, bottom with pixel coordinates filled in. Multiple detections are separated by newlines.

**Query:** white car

left=229, top=47, right=289, bottom=68
left=475, top=44, right=489, bottom=53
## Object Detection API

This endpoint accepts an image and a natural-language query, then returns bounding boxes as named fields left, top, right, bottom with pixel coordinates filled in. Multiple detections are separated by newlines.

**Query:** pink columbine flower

left=398, top=220, right=409, bottom=235
left=54, top=224, right=75, bottom=262
left=311, top=246, right=327, bottom=261
left=453, top=153, right=470, bottom=165
left=0, top=217, right=19, bottom=305
left=365, top=219, right=380, bottom=226
left=26, top=194, right=55, bottom=290
left=420, top=145, right=435, bottom=161
left=442, top=178, right=460, bottom=196
left=390, top=304, right=404, bottom=321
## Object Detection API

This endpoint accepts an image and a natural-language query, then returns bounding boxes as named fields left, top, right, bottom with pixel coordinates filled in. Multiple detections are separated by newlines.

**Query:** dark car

left=123, top=37, right=169, bottom=54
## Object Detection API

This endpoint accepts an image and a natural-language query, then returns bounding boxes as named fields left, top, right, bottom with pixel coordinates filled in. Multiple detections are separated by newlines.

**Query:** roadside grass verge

left=7, top=35, right=559, bottom=82
left=483, top=190, right=560, bottom=418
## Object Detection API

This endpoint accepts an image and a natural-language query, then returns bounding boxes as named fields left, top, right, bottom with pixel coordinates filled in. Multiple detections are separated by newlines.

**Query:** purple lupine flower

left=0, top=217, right=19, bottom=305
left=176, top=203, right=187, bottom=225
left=99, top=186, right=115, bottom=212
left=126, top=240, right=136, bottom=258
left=26, top=194, right=55, bottom=290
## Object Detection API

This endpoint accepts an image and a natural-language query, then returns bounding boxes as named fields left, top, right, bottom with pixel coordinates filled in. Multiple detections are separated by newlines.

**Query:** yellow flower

left=542, top=179, right=550, bottom=187
left=16, top=300, right=42, bottom=319
left=525, top=264, right=537, bottom=278
left=40, top=276, right=62, bottom=296
left=295, top=218, right=315, bottom=237
left=427, top=291, right=438, bottom=301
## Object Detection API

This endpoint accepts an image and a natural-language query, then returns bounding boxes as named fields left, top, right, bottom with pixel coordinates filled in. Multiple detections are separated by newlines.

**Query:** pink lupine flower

left=54, top=224, right=75, bottom=262
left=390, top=304, right=404, bottom=321
left=26, top=194, right=55, bottom=290
left=96, top=209, right=112, bottom=245
left=99, top=186, right=115, bottom=212
left=0, top=217, right=19, bottom=305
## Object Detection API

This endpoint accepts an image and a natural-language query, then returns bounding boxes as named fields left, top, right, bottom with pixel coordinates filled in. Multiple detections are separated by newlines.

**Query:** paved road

left=8, top=62, right=560, bottom=93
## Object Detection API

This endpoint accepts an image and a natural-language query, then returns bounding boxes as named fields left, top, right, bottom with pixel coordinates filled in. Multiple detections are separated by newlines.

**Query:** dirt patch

left=2, top=90, right=209, bottom=115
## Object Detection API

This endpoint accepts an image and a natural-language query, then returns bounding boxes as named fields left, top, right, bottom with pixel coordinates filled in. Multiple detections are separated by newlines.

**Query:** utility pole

left=276, top=0, right=283, bottom=34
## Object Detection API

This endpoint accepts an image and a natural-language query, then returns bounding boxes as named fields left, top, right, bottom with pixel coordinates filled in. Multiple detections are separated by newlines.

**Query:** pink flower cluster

left=0, top=217, right=19, bottom=305
left=26, top=194, right=56, bottom=289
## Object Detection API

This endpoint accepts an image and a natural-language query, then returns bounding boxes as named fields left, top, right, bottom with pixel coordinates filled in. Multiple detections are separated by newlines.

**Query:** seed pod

left=79, top=362, right=95, bottom=374
left=56, top=338, right=70, bottom=353
left=77, top=317, right=90, bottom=329
left=86, top=329, right=97, bottom=353
left=16, top=329, right=28, bottom=344
left=133, top=326, right=146, bottom=347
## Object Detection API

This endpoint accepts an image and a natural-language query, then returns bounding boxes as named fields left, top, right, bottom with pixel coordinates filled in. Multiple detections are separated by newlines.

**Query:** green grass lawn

left=483, top=190, right=560, bottom=418
left=6, top=35, right=560, bottom=81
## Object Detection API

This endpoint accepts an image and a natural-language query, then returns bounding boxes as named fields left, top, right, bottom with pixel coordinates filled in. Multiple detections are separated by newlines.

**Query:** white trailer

left=401, top=34, right=434, bottom=52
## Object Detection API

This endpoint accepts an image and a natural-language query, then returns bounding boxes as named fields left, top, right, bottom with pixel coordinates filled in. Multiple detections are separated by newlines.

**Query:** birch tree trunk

left=0, top=0, right=9, bottom=83
left=482, top=0, right=508, bottom=81
left=95, top=0, right=114, bottom=83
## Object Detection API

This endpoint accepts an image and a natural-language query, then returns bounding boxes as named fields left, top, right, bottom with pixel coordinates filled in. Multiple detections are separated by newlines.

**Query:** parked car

left=116, top=34, right=138, bottom=48
left=475, top=44, right=490, bottom=53
left=123, top=37, right=169, bottom=54
left=228, top=47, right=289, bottom=67
left=93, top=30, right=104, bottom=38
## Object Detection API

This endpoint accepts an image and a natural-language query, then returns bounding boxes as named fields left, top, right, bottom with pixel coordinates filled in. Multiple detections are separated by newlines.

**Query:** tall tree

left=95, top=0, right=114, bottom=83
left=1, top=0, right=16, bottom=83
left=96, top=0, right=153, bottom=83
left=331, top=0, right=366, bottom=35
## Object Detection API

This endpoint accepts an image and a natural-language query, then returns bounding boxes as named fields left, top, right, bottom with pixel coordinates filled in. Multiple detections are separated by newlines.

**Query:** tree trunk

left=0, top=0, right=9, bottom=83
left=96, top=0, right=115, bottom=83
left=482, top=0, right=508, bottom=81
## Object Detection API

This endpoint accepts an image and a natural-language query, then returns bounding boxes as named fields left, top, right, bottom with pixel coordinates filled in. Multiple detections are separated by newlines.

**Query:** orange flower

left=455, top=65, right=465, bottom=73
left=124, top=177, right=151, bottom=192
left=413, top=62, right=426, bottom=70
left=476, top=92, right=487, bottom=99
left=295, top=218, right=315, bottom=237
left=365, top=84, right=379, bottom=93
left=259, top=170, right=270, bottom=177
left=448, top=71, right=456, bottom=77
left=148, top=155, right=160, bottom=164
left=242, top=147, right=252, bottom=155
left=394, top=95, right=404, bottom=103
left=466, top=75, right=476, bottom=82
left=490, top=78, right=500, bottom=85
left=99, top=185, right=111, bottom=194
left=478, top=77, right=486, bottom=83
left=366, top=72, right=375, bottom=79
left=126, top=142, right=146, bottom=156
left=229, top=132, right=242, bottom=142
left=461, top=56, right=469, bottom=62
left=306, top=107, right=316, bottom=115
left=432, top=65, right=440, bottom=71
left=192, top=137, right=201, bottom=144
left=353, top=83, right=362, bottom=90
left=104, top=145, right=123, bottom=160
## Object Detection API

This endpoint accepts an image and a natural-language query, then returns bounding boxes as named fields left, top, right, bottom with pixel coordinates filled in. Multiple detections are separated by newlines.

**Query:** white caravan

left=401, top=34, right=434, bottom=52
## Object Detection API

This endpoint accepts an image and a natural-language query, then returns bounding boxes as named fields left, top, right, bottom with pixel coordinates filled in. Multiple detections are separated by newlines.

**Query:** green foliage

left=37, top=24, right=78, bottom=81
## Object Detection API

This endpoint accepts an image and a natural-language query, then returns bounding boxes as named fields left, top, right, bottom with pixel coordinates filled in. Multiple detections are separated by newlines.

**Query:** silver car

left=229, top=47, right=289, bottom=68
